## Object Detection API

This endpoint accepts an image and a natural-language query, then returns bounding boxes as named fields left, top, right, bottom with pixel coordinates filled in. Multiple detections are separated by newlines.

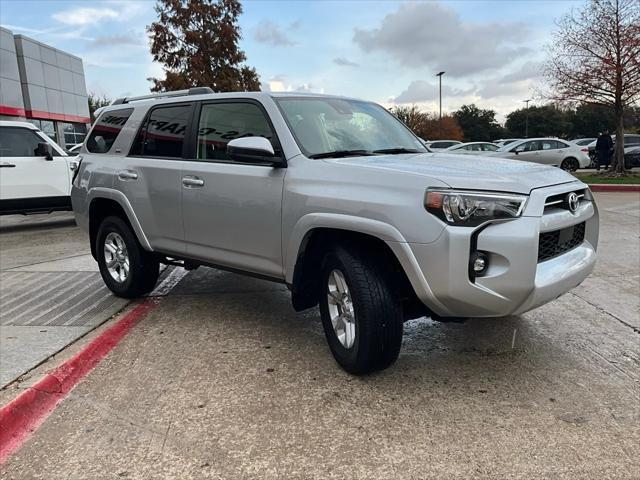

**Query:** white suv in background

left=0, top=121, right=76, bottom=215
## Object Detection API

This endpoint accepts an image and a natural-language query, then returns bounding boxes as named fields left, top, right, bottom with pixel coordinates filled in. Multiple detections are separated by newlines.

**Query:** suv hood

left=330, top=152, right=578, bottom=194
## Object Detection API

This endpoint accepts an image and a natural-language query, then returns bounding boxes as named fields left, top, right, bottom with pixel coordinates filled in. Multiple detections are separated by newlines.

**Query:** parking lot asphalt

left=1, top=192, right=639, bottom=479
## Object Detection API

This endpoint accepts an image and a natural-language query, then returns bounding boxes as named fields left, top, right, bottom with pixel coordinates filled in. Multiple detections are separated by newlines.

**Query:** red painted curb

left=589, top=184, right=640, bottom=192
left=0, top=299, right=157, bottom=464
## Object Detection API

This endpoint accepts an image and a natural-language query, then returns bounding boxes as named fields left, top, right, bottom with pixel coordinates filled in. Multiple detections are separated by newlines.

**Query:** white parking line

left=149, top=267, right=189, bottom=297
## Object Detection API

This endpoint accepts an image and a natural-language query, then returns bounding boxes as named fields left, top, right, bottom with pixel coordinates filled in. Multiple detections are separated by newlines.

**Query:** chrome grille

left=544, top=189, right=586, bottom=213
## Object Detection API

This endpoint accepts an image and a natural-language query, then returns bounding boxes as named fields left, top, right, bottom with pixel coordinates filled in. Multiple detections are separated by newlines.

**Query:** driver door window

left=196, top=103, right=277, bottom=162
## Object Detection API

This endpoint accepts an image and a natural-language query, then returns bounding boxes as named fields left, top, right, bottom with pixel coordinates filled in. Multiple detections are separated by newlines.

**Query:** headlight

left=425, top=189, right=528, bottom=226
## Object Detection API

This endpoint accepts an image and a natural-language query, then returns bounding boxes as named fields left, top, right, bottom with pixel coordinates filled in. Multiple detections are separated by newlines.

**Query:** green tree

left=453, top=104, right=504, bottom=141
left=565, top=103, right=616, bottom=138
left=505, top=105, right=570, bottom=138
left=148, top=0, right=260, bottom=92
left=87, top=92, right=111, bottom=122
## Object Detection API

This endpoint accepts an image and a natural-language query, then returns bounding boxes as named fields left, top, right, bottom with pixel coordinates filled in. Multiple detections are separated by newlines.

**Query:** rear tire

left=96, top=216, right=159, bottom=298
left=561, top=158, right=578, bottom=171
left=318, top=245, right=403, bottom=375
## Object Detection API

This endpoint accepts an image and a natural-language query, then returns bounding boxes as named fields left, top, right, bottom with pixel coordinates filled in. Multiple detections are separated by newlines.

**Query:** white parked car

left=443, top=142, right=499, bottom=155
left=494, top=138, right=521, bottom=147
left=489, top=137, right=591, bottom=171
left=0, top=121, right=76, bottom=215
left=424, top=140, right=462, bottom=152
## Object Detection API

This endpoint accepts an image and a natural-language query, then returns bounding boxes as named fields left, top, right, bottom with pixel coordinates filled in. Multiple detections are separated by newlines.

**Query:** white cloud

left=253, top=20, right=297, bottom=46
left=391, top=80, right=474, bottom=104
left=52, top=7, right=119, bottom=26
left=353, top=2, right=531, bottom=77
left=261, top=76, right=324, bottom=94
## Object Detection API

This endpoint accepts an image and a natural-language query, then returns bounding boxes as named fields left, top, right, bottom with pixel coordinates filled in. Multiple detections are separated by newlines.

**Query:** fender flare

left=284, top=213, right=448, bottom=314
left=87, top=187, right=153, bottom=251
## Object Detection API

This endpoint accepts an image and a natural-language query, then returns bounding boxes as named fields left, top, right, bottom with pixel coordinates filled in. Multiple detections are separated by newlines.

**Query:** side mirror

left=36, top=142, right=54, bottom=160
left=227, top=137, right=286, bottom=167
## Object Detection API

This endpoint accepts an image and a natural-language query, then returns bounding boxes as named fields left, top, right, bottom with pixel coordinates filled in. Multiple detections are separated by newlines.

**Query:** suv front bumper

left=398, top=182, right=598, bottom=318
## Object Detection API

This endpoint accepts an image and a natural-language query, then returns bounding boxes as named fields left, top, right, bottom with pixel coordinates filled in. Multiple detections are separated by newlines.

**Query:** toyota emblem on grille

left=566, top=192, right=579, bottom=213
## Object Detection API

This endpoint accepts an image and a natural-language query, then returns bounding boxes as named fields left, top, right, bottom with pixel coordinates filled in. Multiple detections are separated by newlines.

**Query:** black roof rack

left=111, top=87, right=214, bottom=105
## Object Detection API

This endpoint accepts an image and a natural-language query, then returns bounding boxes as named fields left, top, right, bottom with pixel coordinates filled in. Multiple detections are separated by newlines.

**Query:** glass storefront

left=61, top=122, right=88, bottom=148
left=26, top=119, right=57, bottom=142
left=25, top=119, right=88, bottom=149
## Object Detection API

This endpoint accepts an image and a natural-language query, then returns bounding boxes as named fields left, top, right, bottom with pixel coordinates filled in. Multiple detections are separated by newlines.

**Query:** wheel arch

left=287, top=215, right=433, bottom=319
left=87, top=188, right=152, bottom=259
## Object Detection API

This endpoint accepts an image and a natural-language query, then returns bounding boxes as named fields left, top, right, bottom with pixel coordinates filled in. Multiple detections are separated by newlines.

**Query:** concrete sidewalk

left=0, top=213, right=129, bottom=387
left=1, top=194, right=639, bottom=479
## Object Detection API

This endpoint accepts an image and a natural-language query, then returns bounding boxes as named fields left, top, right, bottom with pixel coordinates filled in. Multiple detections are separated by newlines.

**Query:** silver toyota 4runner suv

left=72, top=88, right=599, bottom=374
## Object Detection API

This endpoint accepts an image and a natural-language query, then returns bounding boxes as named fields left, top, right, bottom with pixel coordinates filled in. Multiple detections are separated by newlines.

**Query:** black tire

left=96, top=216, right=159, bottom=298
left=561, top=158, right=579, bottom=172
left=318, top=245, right=403, bottom=375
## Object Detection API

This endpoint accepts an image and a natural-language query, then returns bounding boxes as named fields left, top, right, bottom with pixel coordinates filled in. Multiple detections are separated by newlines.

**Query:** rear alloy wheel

left=319, top=245, right=403, bottom=375
left=104, top=232, right=130, bottom=283
left=96, top=216, right=159, bottom=298
left=561, top=158, right=579, bottom=172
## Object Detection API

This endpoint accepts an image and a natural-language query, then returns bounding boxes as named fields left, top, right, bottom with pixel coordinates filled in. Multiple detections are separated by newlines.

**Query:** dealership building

left=0, top=26, right=90, bottom=148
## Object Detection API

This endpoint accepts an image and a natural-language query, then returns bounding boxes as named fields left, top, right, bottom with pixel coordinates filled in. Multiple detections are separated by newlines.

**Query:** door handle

left=182, top=176, right=204, bottom=187
left=0, top=162, right=16, bottom=168
left=118, top=170, right=138, bottom=180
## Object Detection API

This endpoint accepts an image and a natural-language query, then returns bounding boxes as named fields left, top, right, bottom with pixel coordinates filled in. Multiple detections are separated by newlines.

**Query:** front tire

left=319, top=246, right=403, bottom=375
left=96, top=216, right=159, bottom=298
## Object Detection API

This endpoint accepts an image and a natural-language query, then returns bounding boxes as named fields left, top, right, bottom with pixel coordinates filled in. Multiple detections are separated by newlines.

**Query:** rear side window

left=433, top=141, right=456, bottom=149
left=0, top=127, right=51, bottom=157
left=130, top=104, right=191, bottom=158
left=196, top=102, right=277, bottom=161
left=86, top=108, right=133, bottom=153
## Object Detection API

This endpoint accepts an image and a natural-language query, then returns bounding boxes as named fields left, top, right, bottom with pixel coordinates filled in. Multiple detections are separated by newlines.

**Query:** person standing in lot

left=595, top=130, right=613, bottom=171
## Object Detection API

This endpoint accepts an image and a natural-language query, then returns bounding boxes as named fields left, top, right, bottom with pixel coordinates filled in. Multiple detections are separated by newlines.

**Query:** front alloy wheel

left=327, top=269, right=356, bottom=349
left=319, top=246, right=404, bottom=375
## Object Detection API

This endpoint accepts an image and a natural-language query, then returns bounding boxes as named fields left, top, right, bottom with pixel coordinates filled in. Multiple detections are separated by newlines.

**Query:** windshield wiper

left=373, top=147, right=423, bottom=154
left=309, top=150, right=374, bottom=159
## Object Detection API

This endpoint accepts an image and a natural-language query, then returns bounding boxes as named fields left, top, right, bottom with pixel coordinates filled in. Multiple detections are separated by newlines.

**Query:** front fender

left=285, top=213, right=409, bottom=282
left=284, top=213, right=448, bottom=314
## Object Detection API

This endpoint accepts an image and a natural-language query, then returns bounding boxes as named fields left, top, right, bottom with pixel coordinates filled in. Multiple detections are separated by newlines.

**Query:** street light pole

left=523, top=99, right=531, bottom=138
left=436, top=71, right=445, bottom=138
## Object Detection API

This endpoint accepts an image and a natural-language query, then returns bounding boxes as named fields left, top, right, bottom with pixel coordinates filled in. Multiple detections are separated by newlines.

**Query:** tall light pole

left=436, top=71, right=445, bottom=138
left=523, top=99, right=531, bottom=138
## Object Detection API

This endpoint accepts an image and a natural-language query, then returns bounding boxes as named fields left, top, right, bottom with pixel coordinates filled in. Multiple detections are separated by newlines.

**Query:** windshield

left=275, top=97, right=427, bottom=158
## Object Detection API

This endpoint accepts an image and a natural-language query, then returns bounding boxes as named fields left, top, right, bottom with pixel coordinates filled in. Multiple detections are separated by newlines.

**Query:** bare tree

left=545, top=0, right=640, bottom=173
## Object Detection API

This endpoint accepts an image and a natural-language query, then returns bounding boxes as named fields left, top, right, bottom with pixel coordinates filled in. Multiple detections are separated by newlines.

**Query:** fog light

left=470, top=252, right=488, bottom=276
left=473, top=256, right=486, bottom=272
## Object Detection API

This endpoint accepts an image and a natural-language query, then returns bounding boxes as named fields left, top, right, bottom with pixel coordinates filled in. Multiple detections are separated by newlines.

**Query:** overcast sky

left=1, top=0, right=584, bottom=120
